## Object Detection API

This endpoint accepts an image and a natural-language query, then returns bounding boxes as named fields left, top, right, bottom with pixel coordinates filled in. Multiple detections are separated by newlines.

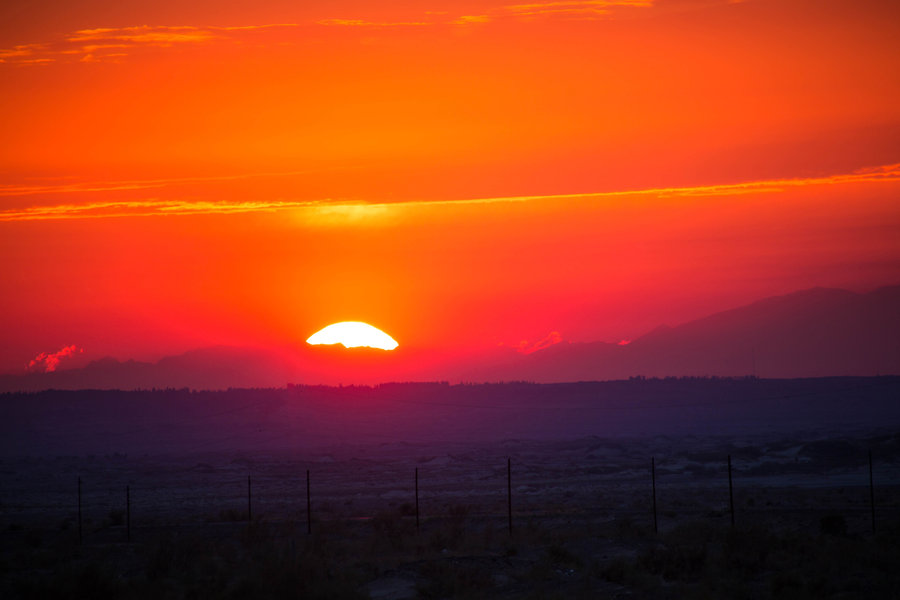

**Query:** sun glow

left=306, top=321, right=399, bottom=350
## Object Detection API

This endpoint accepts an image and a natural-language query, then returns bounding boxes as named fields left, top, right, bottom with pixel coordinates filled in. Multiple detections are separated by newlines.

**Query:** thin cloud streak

left=505, top=0, right=653, bottom=17
left=0, top=1, right=751, bottom=65
left=0, top=24, right=302, bottom=65
left=454, top=15, right=492, bottom=25
left=316, top=19, right=430, bottom=27
left=508, top=0, right=652, bottom=8
left=1, top=164, right=898, bottom=222
left=473, top=163, right=900, bottom=204
left=0, top=200, right=323, bottom=222
left=0, top=170, right=316, bottom=197
left=0, top=43, right=47, bottom=59
left=67, top=26, right=219, bottom=44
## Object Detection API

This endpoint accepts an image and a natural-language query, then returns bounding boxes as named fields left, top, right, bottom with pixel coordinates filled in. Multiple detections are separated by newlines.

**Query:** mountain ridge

left=1, top=284, right=897, bottom=391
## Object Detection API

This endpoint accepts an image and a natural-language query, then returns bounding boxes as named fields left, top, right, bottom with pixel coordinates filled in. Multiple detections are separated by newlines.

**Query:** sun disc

left=306, top=321, right=399, bottom=350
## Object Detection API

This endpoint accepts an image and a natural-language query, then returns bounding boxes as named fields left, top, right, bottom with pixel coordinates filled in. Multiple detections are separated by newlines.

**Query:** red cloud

left=28, top=345, right=83, bottom=372
left=518, top=331, right=563, bottom=354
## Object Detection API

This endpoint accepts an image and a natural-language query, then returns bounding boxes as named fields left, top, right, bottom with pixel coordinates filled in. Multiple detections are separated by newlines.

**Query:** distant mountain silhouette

left=0, top=346, right=296, bottom=393
left=463, top=285, right=900, bottom=382
left=623, top=285, right=900, bottom=378
left=0, top=285, right=897, bottom=391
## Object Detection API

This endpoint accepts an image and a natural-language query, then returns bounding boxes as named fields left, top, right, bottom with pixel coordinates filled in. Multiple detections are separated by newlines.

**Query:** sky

left=1, top=0, right=899, bottom=375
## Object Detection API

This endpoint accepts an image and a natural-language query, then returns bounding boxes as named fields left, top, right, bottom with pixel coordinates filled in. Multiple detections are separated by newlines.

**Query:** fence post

left=126, top=485, right=131, bottom=542
left=728, top=455, right=735, bottom=528
left=507, top=458, right=512, bottom=536
left=306, top=469, right=311, bottom=535
left=651, top=457, right=658, bottom=534
left=415, top=467, right=420, bottom=532
left=247, top=475, right=252, bottom=523
left=869, top=450, right=876, bottom=535
left=78, top=477, right=83, bottom=545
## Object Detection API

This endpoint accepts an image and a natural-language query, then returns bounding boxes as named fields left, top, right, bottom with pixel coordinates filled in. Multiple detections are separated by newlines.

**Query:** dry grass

left=2, top=507, right=900, bottom=599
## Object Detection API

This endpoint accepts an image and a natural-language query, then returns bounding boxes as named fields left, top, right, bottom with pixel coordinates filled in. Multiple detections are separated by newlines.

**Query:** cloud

left=0, top=2, right=758, bottom=66
left=505, top=0, right=653, bottom=18
left=0, top=2, right=668, bottom=66
left=0, top=43, right=45, bottom=59
left=473, top=162, right=900, bottom=205
left=1, top=163, right=898, bottom=222
left=28, top=345, right=83, bottom=373
left=518, top=331, right=563, bottom=354
left=67, top=26, right=218, bottom=45
left=317, top=1, right=652, bottom=28
left=0, top=199, right=324, bottom=222
left=0, top=24, right=300, bottom=65
left=316, top=18, right=429, bottom=27
left=0, top=19, right=438, bottom=65
left=454, top=15, right=492, bottom=25
left=0, top=170, right=315, bottom=198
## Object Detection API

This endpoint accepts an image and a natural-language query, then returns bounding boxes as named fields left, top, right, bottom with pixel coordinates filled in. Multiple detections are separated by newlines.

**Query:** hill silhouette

left=468, top=285, right=900, bottom=382
left=0, top=285, right=897, bottom=391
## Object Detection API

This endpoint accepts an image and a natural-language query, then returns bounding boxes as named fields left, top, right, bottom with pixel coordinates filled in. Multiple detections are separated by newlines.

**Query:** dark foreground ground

left=2, top=429, right=899, bottom=599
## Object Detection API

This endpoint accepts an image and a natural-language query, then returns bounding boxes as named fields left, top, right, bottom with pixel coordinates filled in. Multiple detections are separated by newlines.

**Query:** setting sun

left=306, top=322, right=399, bottom=351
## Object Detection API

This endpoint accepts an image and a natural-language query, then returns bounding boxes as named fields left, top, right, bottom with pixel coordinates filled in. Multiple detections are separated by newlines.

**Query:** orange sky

left=1, top=0, right=899, bottom=373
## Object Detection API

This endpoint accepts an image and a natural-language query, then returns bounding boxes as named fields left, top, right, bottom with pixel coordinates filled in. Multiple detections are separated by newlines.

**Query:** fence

left=2, top=443, right=898, bottom=545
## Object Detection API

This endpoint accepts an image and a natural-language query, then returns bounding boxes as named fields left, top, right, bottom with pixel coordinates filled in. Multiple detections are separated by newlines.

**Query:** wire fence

left=2, top=445, right=898, bottom=546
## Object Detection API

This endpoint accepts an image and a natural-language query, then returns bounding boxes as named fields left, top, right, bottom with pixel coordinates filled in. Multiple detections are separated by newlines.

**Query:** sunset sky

left=1, top=0, right=899, bottom=375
